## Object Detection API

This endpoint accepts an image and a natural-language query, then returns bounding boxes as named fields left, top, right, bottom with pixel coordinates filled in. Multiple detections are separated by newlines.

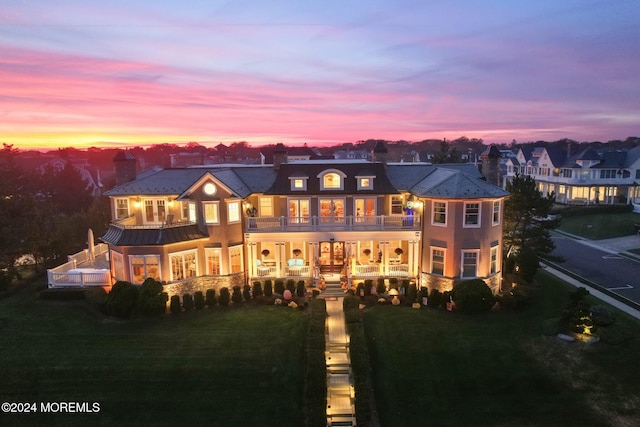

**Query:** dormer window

left=356, top=175, right=374, bottom=190
left=289, top=176, right=308, bottom=191
left=318, top=169, right=346, bottom=191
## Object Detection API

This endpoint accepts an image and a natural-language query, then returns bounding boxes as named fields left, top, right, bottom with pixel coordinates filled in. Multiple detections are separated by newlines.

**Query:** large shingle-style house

left=505, top=145, right=640, bottom=206
left=85, top=145, right=508, bottom=296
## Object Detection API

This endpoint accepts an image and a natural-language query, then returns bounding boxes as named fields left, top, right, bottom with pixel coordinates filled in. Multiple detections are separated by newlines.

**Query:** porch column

left=248, top=242, right=257, bottom=278
left=275, top=242, right=285, bottom=277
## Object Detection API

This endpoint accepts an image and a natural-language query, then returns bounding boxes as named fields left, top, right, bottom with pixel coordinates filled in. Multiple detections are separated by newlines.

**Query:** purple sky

left=1, top=0, right=639, bottom=149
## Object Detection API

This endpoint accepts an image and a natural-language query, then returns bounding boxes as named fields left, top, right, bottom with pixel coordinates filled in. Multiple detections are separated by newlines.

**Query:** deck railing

left=47, top=244, right=112, bottom=288
left=246, top=215, right=420, bottom=232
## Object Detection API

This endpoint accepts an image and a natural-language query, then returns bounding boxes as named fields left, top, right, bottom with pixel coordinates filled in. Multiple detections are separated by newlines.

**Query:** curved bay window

left=170, top=250, right=197, bottom=281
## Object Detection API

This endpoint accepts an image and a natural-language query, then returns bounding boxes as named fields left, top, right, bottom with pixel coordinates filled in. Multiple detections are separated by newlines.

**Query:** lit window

left=431, top=248, right=445, bottom=275
left=432, top=201, right=447, bottom=225
left=357, top=176, right=374, bottom=190
left=290, top=177, right=308, bottom=191
left=205, top=248, right=221, bottom=275
left=203, top=202, right=219, bottom=224
left=464, top=202, right=480, bottom=227
left=323, top=173, right=341, bottom=189
left=461, top=251, right=478, bottom=278
left=229, top=245, right=243, bottom=274
left=170, top=250, right=198, bottom=281
left=111, top=251, right=124, bottom=281
left=391, top=196, right=404, bottom=215
left=227, top=201, right=240, bottom=223
left=130, top=255, right=160, bottom=284
left=259, top=197, right=273, bottom=216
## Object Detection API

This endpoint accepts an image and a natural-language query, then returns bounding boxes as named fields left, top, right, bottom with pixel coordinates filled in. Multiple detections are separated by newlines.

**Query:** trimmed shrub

left=182, top=293, right=194, bottom=312
left=106, top=281, right=139, bottom=318
left=407, top=283, right=418, bottom=304
left=218, top=287, right=230, bottom=306
left=274, top=280, right=285, bottom=296
left=138, top=278, right=167, bottom=316
left=364, top=279, right=373, bottom=296
left=205, top=289, right=216, bottom=307
left=376, top=278, right=386, bottom=295
left=427, top=288, right=443, bottom=308
left=264, top=280, right=273, bottom=297
left=85, top=287, right=108, bottom=313
left=389, top=277, right=399, bottom=290
left=170, top=295, right=182, bottom=314
left=356, top=282, right=365, bottom=297
left=296, top=280, right=306, bottom=297
left=591, top=304, right=614, bottom=326
left=231, top=285, right=243, bottom=304
left=242, top=284, right=252, bottom=301
left=401, top=279, right=410, bottom=296
left=194, top=291, right=205, bottom=310
left=252, top=281, right=263, bottom=298
left=286, top=279, right=296, bottom=294
left=452, top=279, right=495, bottom=314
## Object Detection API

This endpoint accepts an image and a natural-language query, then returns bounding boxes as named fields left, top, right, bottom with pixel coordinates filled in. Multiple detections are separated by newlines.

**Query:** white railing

left=285, top=265, right=310, bottom=277
left=354, top=265, right=381, bottom=277
left=246, top=215, right=420, bottom=232
left=47, top=244, right=112, bottom=288
left=353, top=264, right=410, bottom=277
left=389, top=264, right=410, bottom=277
left=48, top=269, right=111, bottom=288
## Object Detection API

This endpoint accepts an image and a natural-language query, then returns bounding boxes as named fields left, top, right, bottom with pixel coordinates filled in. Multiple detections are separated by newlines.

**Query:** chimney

left=480, top=145, right=501, bottom=187
left=371, top=140, right=389, bottom=165
left=113, top=150, right=137, bottom=186
left=273, top=143, right=287, bottom=170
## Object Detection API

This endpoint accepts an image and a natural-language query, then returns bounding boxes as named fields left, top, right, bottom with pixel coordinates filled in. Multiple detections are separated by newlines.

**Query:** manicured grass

left=364, top=272, right=640, bottom=427
left=557, top=212, right=640, bottom=239
left=0, top=278, right=310, bottom=426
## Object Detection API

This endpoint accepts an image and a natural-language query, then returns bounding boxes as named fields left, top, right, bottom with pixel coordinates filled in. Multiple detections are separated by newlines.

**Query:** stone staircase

left=321, top=274, right=346, bottom=298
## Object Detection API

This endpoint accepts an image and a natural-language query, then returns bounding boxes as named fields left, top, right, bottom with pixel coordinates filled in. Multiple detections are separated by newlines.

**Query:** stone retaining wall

left=163, top=273, right=245, bottom=299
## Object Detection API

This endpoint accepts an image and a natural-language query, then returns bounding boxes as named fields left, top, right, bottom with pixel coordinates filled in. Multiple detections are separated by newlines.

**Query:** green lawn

left=364, top=272, right=640, bottom=427
left=557, top=212, right=640, bottom=239
left=0, top=278, right=310, bottom=427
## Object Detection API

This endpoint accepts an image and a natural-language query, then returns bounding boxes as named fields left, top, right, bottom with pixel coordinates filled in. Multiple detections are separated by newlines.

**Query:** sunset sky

left=1, top=0, right=639, bottom=150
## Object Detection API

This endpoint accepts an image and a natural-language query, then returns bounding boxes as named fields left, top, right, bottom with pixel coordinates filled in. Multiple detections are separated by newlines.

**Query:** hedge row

left=551, top=203, right=632, bottom=218
left=343, top=295, right=373, bottom=425
left=305, top=298, right=327, bottom=426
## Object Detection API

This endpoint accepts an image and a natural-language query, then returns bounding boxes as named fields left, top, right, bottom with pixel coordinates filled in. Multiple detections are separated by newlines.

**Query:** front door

left=143, top=198, right=166, bottom=225
left=319, top=241, right=344, bottom=272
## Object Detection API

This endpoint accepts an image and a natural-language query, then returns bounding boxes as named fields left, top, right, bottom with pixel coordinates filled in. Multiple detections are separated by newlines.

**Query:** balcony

left=47, top=243, right=112, bottom=288
left=245, top=215, right=421, bottom=232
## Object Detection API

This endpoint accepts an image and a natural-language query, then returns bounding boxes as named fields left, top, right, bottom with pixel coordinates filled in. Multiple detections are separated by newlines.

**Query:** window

left=357, top=176, right=374, bottom=190
left=115, top=198, right=129, bottom=219
left=130, top=255, right=160, bottom=284
left=203, top=202, right=219, bottom=224
left=600, top=170, right=616, bottom=179
left=170, top=250, right=197, bottom=281
left=205, top=248, right=221, bottom=275
left=354, top=198, right=376, bottom=221
left=227, top=201, right=240, bottom=223
left=289, top=199, right=310, bottom=223
left=259, top=197, right=273, bottom=216
left=464, top=202, right=480, bottom=227
left=290, top=177, right=308, bottom=191
left=144, top=199, right=166, bottom=224
left=188, top=202, right=196, bottom=222
left=181, top=201, right=189, bottom=220
left=461, top=251, right=478, bottom=278
left=391, top=195, right=404, bottom=215
left=490, top=246, right=499, bottom=275
left=229, top=245, right=243, bottom=274
left=319, top=198, right=345, bottom=223
left=323, top=173, right=341, bottom=189
left=492, top=200, right=500, bottom=225
left=431, top=248, right=445, bottom=275
left=562, top=169, right=573, bottom=178
left=432, top=201, right=447, bottom=225
left=111, top=251, right=124, bottom=281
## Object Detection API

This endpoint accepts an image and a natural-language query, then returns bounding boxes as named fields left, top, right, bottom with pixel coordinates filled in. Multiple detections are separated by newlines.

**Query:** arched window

left=318, top=169, right=346, bottom=190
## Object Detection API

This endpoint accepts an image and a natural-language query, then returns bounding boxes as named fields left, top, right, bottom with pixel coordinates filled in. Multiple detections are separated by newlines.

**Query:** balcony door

left=143, top=198, right=167, bottom=225
left=319, top=241, right=344, bottom=272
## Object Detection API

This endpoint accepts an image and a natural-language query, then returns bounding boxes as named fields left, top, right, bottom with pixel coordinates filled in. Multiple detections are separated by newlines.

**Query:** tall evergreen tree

left=503, top=174, right=559, bottom=263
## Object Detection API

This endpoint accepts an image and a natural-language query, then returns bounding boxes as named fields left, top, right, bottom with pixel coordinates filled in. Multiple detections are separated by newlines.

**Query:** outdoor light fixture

left=203, top=182, right=216, bottom=195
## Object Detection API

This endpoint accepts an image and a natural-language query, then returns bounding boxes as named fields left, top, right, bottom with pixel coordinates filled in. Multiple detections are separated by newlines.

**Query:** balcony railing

left=246, top=215, right=421, bottom=232
left=47, top=243, right=112, bottom=288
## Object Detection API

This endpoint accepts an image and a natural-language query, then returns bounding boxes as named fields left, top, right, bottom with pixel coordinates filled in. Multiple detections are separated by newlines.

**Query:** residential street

left=549, top=232, right=640, bottom=306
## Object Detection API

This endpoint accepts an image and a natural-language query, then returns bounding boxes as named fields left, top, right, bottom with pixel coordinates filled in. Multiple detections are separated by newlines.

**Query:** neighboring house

left=504, top=145, right=640, bottom=206
left=92, top=146, right=508, bottom=296
left=14, top=153, right=103, bottom=196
